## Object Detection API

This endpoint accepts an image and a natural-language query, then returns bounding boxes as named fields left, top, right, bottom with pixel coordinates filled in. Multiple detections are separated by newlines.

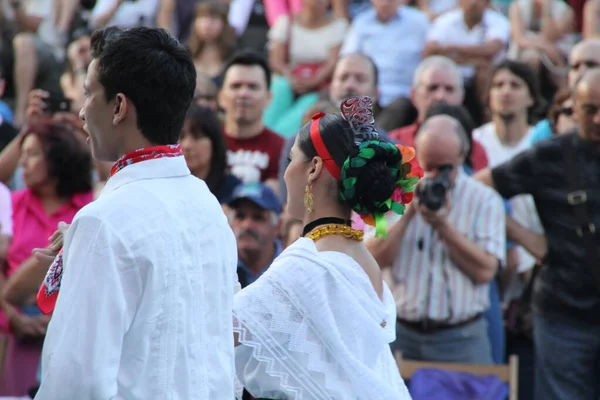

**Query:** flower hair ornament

left=337, top=96, right=423, bottom=238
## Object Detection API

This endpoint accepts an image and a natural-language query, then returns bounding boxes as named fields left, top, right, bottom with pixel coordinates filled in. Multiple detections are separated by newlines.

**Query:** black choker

left=302, top=217, right=353, bottom=237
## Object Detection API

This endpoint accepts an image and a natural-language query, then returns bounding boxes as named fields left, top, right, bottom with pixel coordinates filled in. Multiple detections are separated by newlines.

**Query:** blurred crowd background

left=0, top=0, right=599, bottom=398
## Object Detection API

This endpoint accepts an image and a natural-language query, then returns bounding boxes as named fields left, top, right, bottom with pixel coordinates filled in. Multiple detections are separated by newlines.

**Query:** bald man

left=388, top=56, right=489, bottom=171
left=531, top=38, right=600, bottom=144
left=476, top=69, right=600, bottom=400
left=367, top=115, right=505, bottom=365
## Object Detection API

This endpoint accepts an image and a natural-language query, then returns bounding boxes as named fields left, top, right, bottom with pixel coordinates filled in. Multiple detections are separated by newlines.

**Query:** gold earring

left=304, top=185, right=314, bottom=213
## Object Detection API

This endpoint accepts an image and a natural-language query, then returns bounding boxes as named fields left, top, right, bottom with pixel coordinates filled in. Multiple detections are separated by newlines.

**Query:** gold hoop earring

left=304, top=185, right=314, bottom=213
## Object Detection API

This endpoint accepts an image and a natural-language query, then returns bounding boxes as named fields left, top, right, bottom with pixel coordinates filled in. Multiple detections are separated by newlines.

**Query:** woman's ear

left=307, top=157, right=323, bottom=185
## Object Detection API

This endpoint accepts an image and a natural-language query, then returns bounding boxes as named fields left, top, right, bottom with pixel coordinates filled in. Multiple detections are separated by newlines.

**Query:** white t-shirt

left=268, top=16, right=348, bottom=67
left=427, top=8, right=510, bottom=79
left=473, top=122, right=544, bottom=272
left=91, top=0, right=159, bottom=28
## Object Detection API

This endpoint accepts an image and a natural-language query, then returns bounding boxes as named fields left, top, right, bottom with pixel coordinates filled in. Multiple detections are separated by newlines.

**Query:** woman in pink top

left=0, top=122, right=94, bottom=396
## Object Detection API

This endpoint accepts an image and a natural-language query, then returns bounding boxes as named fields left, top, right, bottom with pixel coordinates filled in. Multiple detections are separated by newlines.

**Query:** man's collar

left=100, top=156, right=191, bottom=196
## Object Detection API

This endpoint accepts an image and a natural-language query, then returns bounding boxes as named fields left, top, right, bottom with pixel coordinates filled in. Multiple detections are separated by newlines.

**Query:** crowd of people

left=0, top=0, right=598, bottom=398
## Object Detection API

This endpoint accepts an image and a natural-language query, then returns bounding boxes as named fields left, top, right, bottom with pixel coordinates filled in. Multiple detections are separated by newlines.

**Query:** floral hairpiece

left=339, top=96, right=423, bottom=238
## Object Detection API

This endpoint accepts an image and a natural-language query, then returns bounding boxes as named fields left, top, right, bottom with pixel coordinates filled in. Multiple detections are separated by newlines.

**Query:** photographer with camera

left=368, top=114, right=506, bottom=364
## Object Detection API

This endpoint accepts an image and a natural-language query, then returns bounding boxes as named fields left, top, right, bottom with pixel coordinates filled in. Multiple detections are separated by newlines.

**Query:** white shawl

left=233, top=238, right=411, bottom=400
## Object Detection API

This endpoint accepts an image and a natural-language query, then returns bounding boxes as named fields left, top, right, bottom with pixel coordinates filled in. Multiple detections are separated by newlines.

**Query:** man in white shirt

left=35, top=27, right=238, bottom=399
left=424, top=0, right=510, bottom=124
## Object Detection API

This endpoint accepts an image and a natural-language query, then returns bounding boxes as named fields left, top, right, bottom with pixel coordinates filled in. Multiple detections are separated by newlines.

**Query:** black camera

left=416, top=165, right=452, bottom=211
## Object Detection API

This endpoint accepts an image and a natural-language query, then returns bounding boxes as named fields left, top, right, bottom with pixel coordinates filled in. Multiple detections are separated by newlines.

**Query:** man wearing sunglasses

left=529, top=38, right=600, bottom=144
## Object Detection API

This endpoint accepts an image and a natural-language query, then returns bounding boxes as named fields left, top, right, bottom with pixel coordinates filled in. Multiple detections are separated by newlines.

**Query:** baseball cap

left=229, top=183, right=282, bottom=214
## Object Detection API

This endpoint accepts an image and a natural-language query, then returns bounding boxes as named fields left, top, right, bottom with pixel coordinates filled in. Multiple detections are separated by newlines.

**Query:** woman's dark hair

left=183, top=103, right=228, bottom=194
left=22, top=122, right=93, bottom=198
left=486, top=60, right=544, bottom=124
left=424, top=103, right=476, bottom=169
left=547, top=88, right=572, bottom=133
left=297, top=101, right=401, bottom=215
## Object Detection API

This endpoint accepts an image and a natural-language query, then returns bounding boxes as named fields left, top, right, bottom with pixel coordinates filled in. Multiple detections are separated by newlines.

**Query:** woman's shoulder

left=71, top=190, right=95, bottom=209
left=11, top=188, right=30, bottom=205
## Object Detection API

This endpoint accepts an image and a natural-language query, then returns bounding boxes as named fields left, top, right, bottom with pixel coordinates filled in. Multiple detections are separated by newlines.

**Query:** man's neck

left=225, top=119, right=265, bottom=140
left=493, top=114, right=529, bottom=146
left=118, top=133, right=155, bottom=159
left=243, top=243, right=276, bottom=275
left=376, top=12, right=396, bottom=24
left=463, top=13, right=482, bottom=30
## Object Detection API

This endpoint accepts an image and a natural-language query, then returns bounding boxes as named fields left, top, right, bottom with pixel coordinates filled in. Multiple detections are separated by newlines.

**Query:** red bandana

left=37, top=249, right=64, bottom=315
left=110, top=144, right=183, bottom=178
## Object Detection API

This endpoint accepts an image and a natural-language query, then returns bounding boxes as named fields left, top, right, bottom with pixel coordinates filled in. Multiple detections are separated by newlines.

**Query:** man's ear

left=0, top=79, right=5, bottom=98
left=113, top=93, right=128, bottom=125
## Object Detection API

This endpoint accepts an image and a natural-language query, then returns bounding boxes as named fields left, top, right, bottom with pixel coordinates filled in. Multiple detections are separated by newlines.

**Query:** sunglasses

left=559, top=106, right=573, bottom=117
left=194, top=92, right=216, bottom=101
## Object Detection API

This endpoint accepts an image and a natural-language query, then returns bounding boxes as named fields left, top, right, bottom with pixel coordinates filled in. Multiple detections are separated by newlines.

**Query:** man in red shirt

left=389, top=55, right=488, bottom=171
left=219, top=50, right=284, bottom=191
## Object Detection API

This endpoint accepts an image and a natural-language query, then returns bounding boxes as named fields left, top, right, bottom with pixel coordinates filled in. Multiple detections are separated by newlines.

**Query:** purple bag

left=408, top=368, right=509, bottom=400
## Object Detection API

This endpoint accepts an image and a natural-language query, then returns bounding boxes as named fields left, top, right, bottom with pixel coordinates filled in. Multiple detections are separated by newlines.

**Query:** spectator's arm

left=156, top=0, right=176, bottom=34
left=436, top=194, right=505, bottom=284
left=339, top=22, right=360, bottom=54
left=267, top=16, right=292, bottom=76
left=451, top=16, right=509, bottom=59
left=540, top=1, right=574, bottom=43
left=509, top=2, right=543, bottom=49
left=2, top=255, right=49, bottom=306
left=423, top=19, right=450, bottom=57
left=451, top=39, right=505, bottom=59
left=308, top=19, right=348, bottom=87
left=475, top=150, right=548, bottom=260
left=10, top=3, right=42, bottom=32
left=583, top=0, right=599, bottom=39
left=366, top=204, right=417, bottom=268
left=90, top=0, right=124, bottom=29
left=307, top=44, right=342, bottom=88
left=332, top=0, right=348, bottom=20
left=55, top=0, right=80, bottom=33
left=35, top=215, right=135, bottom=399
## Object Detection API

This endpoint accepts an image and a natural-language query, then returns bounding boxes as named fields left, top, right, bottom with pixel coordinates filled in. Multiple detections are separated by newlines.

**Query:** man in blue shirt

left=229, top=183, right=283, bottom=288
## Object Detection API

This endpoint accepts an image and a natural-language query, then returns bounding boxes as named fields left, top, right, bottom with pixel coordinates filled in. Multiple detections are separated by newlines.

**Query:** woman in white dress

left=233, top=96, right=419, bottom=400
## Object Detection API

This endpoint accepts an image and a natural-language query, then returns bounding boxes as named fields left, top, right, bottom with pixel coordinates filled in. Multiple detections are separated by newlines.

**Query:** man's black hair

left=90, top=27, right=196, bottom=145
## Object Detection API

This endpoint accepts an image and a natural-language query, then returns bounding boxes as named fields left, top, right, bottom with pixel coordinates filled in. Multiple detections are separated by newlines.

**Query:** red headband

left=309, top=112, right=341, bottom=180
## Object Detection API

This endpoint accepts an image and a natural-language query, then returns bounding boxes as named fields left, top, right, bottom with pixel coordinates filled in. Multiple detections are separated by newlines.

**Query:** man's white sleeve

left=36, top=214, right=137, bottom=399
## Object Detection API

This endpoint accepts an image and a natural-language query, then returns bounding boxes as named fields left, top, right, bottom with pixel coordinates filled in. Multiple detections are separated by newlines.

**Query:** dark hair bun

left=339, top=141, right=402, bottom=215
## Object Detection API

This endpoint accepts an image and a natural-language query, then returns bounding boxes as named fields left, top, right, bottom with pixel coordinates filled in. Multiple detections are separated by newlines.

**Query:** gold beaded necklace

left=304, top=223, right=364, bottom=242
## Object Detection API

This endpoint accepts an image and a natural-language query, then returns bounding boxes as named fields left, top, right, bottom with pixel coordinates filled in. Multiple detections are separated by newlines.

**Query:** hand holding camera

left=415, top=164, right=453, bottom=229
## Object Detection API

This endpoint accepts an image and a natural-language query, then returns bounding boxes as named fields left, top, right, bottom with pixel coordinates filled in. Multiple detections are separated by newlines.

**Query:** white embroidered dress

left=233, top=237, right=411, bottom=400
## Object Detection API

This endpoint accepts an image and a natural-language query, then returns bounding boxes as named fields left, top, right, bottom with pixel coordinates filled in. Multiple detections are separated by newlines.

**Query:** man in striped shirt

left=368, top=115, right=506, bottom=364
